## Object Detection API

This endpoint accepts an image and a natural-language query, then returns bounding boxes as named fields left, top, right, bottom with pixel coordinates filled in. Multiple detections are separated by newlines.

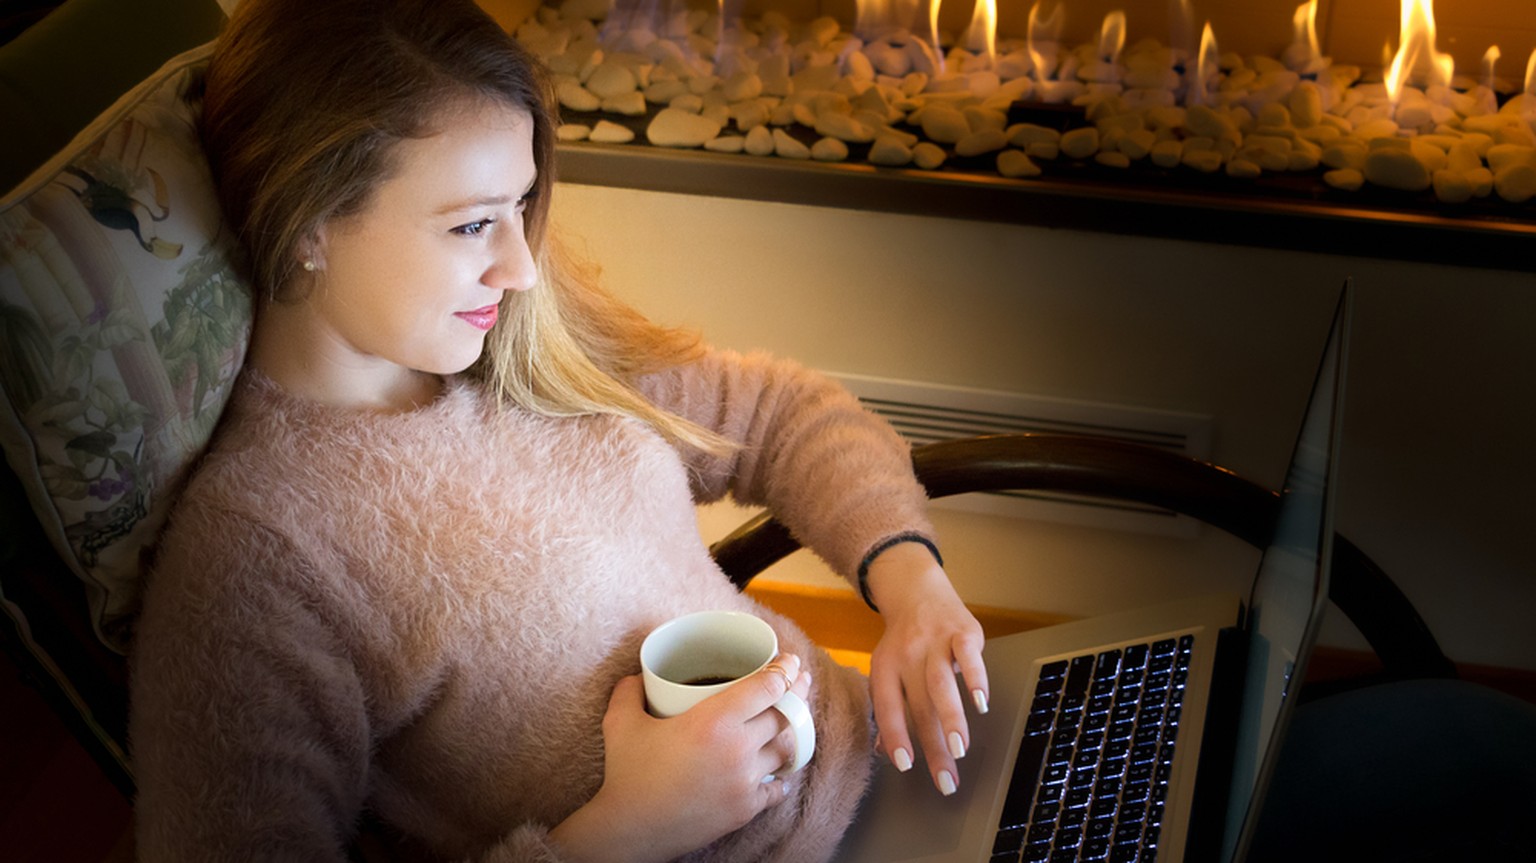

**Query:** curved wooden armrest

left=710, top=433, right=1456, bottom=684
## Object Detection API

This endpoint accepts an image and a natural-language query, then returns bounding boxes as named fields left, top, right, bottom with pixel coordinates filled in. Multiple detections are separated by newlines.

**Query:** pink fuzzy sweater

left=130, top=349, right=936, bottom=861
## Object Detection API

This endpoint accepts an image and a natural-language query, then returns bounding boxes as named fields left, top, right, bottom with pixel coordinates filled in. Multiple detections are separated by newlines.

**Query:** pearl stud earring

left=302, top=260, right=318, bottom=272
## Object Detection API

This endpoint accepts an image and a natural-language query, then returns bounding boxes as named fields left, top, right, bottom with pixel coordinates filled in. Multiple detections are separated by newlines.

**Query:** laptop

left=838, top=285, right=1352, bottom=863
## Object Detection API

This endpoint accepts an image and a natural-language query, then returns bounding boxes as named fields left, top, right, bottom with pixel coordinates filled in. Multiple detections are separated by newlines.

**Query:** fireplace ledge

left=556, top=140, right=1536, bottom=274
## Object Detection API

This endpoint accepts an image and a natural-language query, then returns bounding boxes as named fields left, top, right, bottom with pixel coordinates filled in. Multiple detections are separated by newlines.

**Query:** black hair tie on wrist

left=856, top=533, right=943, bottom=613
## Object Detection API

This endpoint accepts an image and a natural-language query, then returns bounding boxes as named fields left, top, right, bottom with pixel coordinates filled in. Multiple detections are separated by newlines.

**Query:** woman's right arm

left=131, top=513, right=373, bottom=860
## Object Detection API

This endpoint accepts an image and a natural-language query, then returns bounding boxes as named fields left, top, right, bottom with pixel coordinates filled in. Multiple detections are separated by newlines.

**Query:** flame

left=964, top=0, right=998, bottom=68
left=1384, top=0, right=1455, bottom=103
left=1098, top=11, right=1127, bottom=64
left=1483, top=46, right=1501, bottom=92
left=1527, top=47, right=1536, bottom=95
left=1291, top=1, right=1319, bottom=62
left=1191, top=21, right=1218, bottom=106
left=1027, top=1, right=1064, bottom=83
left=929, top=0, right=944, bottom=74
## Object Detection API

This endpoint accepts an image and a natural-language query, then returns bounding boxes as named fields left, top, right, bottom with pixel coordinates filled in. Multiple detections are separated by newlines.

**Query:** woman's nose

left=484, top=227, right=537, bottom=293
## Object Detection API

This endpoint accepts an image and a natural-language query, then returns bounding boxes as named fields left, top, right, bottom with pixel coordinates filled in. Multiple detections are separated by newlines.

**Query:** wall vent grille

left=830, top=373, right=1214, bottom=537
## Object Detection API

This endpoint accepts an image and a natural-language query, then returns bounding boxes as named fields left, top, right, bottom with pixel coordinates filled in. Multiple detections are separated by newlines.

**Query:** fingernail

left=938, top=770, right=957, bottom=796
left=948, top=731, right=966, bottom=760
left=972, top=688, right=990, bottom=715
left=893, top=747, right=913, bottom=772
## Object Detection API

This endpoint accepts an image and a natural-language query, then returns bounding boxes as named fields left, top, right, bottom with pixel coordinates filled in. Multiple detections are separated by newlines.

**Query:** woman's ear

left=298, top=225, right=329, bottom=273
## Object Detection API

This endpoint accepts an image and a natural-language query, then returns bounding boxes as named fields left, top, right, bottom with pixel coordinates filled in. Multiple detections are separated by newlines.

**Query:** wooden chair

left=711, top=432, right=1460, bottom=695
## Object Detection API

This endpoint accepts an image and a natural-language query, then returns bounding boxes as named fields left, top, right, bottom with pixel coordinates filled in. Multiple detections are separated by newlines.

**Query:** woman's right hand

left=548, top=654, right=811, bottom=863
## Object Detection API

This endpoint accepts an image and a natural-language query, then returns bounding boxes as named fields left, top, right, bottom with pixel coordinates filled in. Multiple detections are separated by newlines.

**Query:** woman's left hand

left=863, top=541, right=989, bottom=797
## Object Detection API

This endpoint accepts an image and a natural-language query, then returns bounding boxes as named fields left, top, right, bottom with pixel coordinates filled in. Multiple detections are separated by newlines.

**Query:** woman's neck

left=248, top=302, right=444, bottom=413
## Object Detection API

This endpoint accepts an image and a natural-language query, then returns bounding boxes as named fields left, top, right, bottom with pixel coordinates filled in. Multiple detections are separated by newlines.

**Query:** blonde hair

left=472, top=240, right=730, bottom=454
left=202, top=0, right=727, bottom=452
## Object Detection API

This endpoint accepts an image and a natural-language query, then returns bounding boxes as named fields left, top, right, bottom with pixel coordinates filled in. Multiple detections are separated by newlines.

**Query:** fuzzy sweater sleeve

left=134, top=501, right=581, bottom=862
left=131, top=507, right=377, bottom=860
left=634, top=348, right=936, bottom=580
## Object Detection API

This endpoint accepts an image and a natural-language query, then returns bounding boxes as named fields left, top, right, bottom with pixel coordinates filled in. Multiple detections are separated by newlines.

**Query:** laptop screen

left=1221, top=289, right=1349, bottom=862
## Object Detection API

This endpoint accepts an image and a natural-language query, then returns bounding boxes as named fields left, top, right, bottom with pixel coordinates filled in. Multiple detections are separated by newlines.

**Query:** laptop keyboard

left=992, top=635, right=1194, bottom=863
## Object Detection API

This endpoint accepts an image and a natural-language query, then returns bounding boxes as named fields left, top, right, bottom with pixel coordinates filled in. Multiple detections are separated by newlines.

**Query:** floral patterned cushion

left=0, top=43, right=250, bottom=651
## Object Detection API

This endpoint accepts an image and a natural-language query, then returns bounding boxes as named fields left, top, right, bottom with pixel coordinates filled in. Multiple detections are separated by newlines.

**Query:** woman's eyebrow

left=434, top=195, right=514, bottom=216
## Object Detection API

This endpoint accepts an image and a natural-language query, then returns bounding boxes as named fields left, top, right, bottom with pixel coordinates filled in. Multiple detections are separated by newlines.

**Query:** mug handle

left=771, top=691, right=816, bottom=774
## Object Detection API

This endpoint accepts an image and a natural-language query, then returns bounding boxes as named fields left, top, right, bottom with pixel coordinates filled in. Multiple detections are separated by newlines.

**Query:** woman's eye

left=453, top=218, right=495, bottom=236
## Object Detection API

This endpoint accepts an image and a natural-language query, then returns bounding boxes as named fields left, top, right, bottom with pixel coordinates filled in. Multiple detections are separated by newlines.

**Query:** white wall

left=550, top=182, right=1536, bottom=671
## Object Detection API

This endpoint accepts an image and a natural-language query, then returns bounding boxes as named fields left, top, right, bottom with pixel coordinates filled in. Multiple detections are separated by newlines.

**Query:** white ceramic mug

left=640, top=610, right=816, bottom=774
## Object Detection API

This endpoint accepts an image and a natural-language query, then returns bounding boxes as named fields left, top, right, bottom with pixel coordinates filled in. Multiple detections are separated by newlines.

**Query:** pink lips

left=455, top=304, right=499, bottom=331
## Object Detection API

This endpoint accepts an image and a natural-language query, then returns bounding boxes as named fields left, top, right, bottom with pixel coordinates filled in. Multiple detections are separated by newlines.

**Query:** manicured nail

left=938, top=770, right=957, bottom=796
left=893, top=747, right=913, bottom=772
left=972, top=688, right=990, bottom=715
left=948, top=731, right=966, bottom=760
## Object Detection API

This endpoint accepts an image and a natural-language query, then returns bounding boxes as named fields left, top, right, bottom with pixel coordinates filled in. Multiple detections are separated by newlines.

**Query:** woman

left=129, top=0, right=988, bottom=859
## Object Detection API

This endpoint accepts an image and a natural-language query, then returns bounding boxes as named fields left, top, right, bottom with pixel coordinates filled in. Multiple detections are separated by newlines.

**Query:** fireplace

left=509, top=0, right=1536, bottom=270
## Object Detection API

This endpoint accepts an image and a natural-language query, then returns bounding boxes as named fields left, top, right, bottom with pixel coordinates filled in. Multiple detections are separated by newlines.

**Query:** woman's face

left=302, top=101, right=538, bottom=391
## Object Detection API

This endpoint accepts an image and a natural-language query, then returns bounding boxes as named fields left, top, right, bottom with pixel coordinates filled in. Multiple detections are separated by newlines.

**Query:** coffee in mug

left=640, top=610, right=816, bottom=774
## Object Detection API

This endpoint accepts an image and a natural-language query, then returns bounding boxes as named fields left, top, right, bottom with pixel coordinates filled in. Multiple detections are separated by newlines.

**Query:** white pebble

left=1486, top=144, right=1536, bottom=174
left=1321, top=141, right=1367, bottom=171
left=1467, top=167, right=1495, bottom=197
left=556, top=79, right=601, bottom=112
left=1323, top=168, right=1365, bottom=190
left=585, top=63, right=638, bottom=100
left=955, top=129, right=1008, bottom=157
left=868, top=135, right=913, bottom=166
left=1497, top=125, right=1536, bottom=148
left=867, top=42, right=911, bottom=77
left=815, top=112, right=875, bottom=143
left=1363, top=148, right=1431, bottom=192
left=1025, top=141, right=1060, bottom=160
left=1226, top=159, right=1261, bottom=179
left=1186, top=105, right=1239, bottom=141
left=1494, top=163, right=1536, bottom=203
left=998, top=149, right=1042, bottom=177
left=556, top=123, right=591, bottom=142
left=1181, top=148, right=1224, bottom=172
left=1118, top=129, right=1157, bottom=160
left=1060, top=127, right=1101, bottom=159
left=772, top=128, right=811, bottom=159
left=704, top=135, right=746, bottom=153
left=1007, top=124, right=1061, bottom=148
left=601, top=92, right=647, bottom=116
left=732, top=100, right=772, bottom=132
left=644, top=80, right=689, bottom=104
left=1432, top=169, right=1473, bottom=203
left=811, top=137, right=849, bottom=161
left=1286, top=150, right=1320, bottom=171
left=912, top=141, right=946, bottom=169
left=964, top=106, right=1008, bottom=134
left=646, top=107, right=723, bottom=148
left=920, top=106, right=970, bottom=145
left=1150, top=140, right=1183, bottom=168
left=1289, top=82, right=1323, bottom=127
left=744, top=124, right=776, bottom=156
left=1352, top=117, right=1400, bottom=141
left=1095, top=151, right=1131, bottom=169
left=721, top=72, right=764, bottom=102
left=670, top=93, right=704, bottom=113
left=589, top=120, right=634, bottom=144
